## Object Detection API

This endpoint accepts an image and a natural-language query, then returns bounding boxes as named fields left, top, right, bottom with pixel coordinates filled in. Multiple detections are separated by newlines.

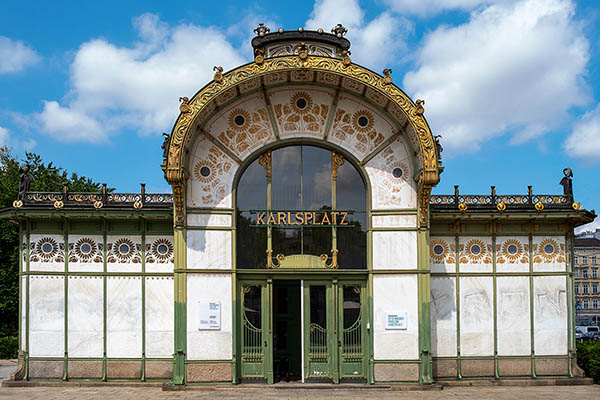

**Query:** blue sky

left=0, top=0, right=599, bottom=231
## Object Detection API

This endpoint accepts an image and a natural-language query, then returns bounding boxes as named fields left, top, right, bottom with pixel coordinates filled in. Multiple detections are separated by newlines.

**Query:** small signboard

left=198, top=301, right=221, bottom=330
left=385, top=312, right=407, bottom=330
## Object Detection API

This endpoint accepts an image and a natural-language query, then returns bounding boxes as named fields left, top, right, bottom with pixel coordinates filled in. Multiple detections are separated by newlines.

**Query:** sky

left=0, top=0, right=599, bottom=232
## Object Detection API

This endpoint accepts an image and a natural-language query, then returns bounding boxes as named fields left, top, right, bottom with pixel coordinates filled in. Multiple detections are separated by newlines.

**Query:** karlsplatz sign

left=250, top=210, right=354, bottom=227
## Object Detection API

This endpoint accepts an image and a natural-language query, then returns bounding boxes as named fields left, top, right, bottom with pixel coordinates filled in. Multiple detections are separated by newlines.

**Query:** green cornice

left=0, top=208, right=173, bottom=220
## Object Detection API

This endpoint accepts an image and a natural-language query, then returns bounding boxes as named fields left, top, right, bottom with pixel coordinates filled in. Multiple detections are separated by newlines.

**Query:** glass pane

left=301, top=146, right=331, bottom=210
left=337, top=212, right=367, bottom=269
left=310, top=286, right=327, bottom=329
left=336, top=160, right=366, bottom=211
left=303, top=226, right=332, bottom=257
left=243, top=285, right=262, bottom=329
left=272, top=227, right=301, bottom=256
left=343, top=285, right=361, bottom=329
left=237, top=158, right=267, bottom=268
left=272, top=146, right=301, bottom=210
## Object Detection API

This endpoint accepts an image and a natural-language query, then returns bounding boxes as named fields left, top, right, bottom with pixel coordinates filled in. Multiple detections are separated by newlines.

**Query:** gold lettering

left=331, top=211, right=339, bottom=224
left=266, top=212, right=276, bottom=225
left=288, top=212, right=293, bottom=225
left=256, top=212, right=266, bottom=225
left=295, top=212, right=305, bottom=225
left=340, top=212, right=349, bottom=225
left=313, top=212, right=319, bottom=225
left=305, top=212, right=313, bottom=224
left=321, top=212, right=331, bottom=225
left=277, top=212, right=287, bottom=225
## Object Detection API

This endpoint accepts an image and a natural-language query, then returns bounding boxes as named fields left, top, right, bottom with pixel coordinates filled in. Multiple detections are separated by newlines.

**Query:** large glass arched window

left=236, top=145, right=366, bottom=269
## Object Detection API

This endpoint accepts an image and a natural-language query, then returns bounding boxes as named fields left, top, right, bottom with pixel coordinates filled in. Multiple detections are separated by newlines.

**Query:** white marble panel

left=187, top=230, right=232, bottom=269
left=430, top=236, right=456, bottom=273
left=459, top=277, right=494, bottom=356
left=21, top=237, right=26, bottom=272
left=372, top=231, right=417, bottom=270
left=68, top=276, right=103, bottom=357
left=372, top=215, right=417, bottom=228
left=187, top=135, right=239, bottom=209
left=145, top=235, right=174, bottom=273
left=496, top=236, right=530, bottom=273
left=328, top=94, right=396, bottom=160
left=533, top=236, right=566, bottom=272
left=146, top=277, right=174, bottom=358
left=365, top=137, right=416, bottom=209
left=29, top=234, right=64, bottom=272
left=459, top=236, right=493, bottom=273
left=21, top=276, right=26, bottom=350
left=107, top=277, right=142, bottom=358
left=497, top=276, right=530, bottom=356
left=67, top=234, right=103, bottom=272
left=187, top=213, right=232, bottom=227
left=373, top=275, right=419, bottom=360
left=106, top=235, right=142, bottom=273
left=431, top=277, right=457, bottom=357
left=187, top=274, right=232, bottom=360
left=29, top=275, right=64, bottom=357
left=534, top=276, right=567, bottom=355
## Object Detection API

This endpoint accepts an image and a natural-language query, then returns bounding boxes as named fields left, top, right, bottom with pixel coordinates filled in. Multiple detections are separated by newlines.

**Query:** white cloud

left=0, top=36, right=40, bottom=73
left=0, top=126, right=8, bottom=146
left=39, top=13, right=245, bottom=142
left=403, top=0, right=589, bottom=153
left=305, top=0, right=412, bottom=69
left=564, top=104, right=600, bottom=164
left=383, top=0, right=495, bottom=17
left=575, top=216, right=600, bottom=235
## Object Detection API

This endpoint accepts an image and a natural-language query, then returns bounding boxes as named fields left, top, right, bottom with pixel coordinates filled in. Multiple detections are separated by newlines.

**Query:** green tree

left=0, top=146, right=106, bottom=337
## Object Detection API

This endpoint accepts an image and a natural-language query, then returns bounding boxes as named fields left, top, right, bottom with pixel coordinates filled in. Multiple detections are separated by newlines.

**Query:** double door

left=238, top=279, right=367, bottom=383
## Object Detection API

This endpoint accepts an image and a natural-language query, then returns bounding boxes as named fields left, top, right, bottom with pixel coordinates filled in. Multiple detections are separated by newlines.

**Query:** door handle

left=264, top=341, right=268, bottom=347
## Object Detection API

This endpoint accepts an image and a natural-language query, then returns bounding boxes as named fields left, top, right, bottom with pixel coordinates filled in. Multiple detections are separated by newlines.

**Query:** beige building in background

left=574, top=237, right=600, bottom=325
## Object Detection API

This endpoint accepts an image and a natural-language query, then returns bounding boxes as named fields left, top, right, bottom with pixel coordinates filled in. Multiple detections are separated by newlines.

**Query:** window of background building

left=583, top=269, right=589, bottom=279
left=575, top=269, right=580, bottom=279
left=575, top=255, right=579, bottom=265
left=583, top=299, right=589, bottom=309
left=575, top=283, right=580, bottom=294
left=593, top=256, right=598, bottom=265
left=584, top=283, right=589, bottom=294
left=593, top=299, right=599, bottom=309
left=583, top=256, right=588, bottom=265
left=593, top=283, right=598, bottom=294
left=593, top=268, right=598, bottom=278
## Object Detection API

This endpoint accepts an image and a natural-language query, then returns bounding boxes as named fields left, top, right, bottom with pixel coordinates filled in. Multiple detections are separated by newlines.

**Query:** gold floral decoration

left=351, top=110, right=375, bottom=133
left=227, top=108, right=251, bottom=132
left=290, top=91, right=313, bottom=114
left=500, top=239, right=523, bottom=263
left=430, top=240, right=449, bottom=264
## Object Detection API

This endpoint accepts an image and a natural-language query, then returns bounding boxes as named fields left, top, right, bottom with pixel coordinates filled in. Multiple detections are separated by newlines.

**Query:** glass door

left=338, top=282, right=367, bottom=380
left=240, top=280, right=273, bottom=382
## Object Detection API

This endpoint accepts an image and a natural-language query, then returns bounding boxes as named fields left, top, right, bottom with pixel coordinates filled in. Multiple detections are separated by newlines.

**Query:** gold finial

left=382, top=68, right=392, bottom=85
left=331, top=152, right=344, bottom=180
left=415, top=99, right=425, bottom=116
left=178, top=97, right=192, bottom=113
left=298, top=42, right=308, bottom=60
left=573, top=202, right=582, bottom=210
left=534, top=202, right=544, bottom=211
left=496, top=202, right=506, bottom=212
left=93, top=200, right=103, bottom=209
left=12, top=200, right=23, bottom=208
left=213, top=66, right=224, bottom=83
left=341, top=50, right=351, bottom=66
left=458, top=203, right=468, bottom=212
left=259, top=151, right=272, bottom=179
left=254, top=48, right=265, bottom=65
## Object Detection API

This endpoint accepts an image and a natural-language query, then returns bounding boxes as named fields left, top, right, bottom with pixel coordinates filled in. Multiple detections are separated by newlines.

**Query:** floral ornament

left=191, top=140, right=236, bottom=207
left=73, top=237, right=98, bottom=262
left=331, top=107, right=385, bottom=157
left=534, top=238, right=564, bottom=263
left=228, top=108, right=251, bottom=132
left=107, top=238, right=141, bottom=263
left=351, top=110, right=375, bottom=133
left=461, top=239, right=491, bottom=264
left=430, top=240, right=449, bottom=264
left=147, top=238, right=174, bottom=263
left=33, top=237, right=60, bottom=262
left=193, top=160, right=215, bottom=183
left=274, top=91, right=329, bottom=137
left=290, top=91, right=313, bottom=114
left=500, top=239, right=522, bottom=263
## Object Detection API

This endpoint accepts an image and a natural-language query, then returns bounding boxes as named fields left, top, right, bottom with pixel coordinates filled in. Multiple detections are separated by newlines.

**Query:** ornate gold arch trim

left=165, top=56, right=440, bottom=187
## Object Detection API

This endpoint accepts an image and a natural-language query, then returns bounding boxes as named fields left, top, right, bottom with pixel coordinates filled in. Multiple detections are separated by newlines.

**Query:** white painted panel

left=372, top=215, right=417, bottom=228
left=21, top=276, right=26, bottom=350
left=533, top=236, right=566, bottom=272
left=29, top=234, right=64, bottom=272
left=534, top=276, right=567, bottom=355
left=21, top=238, right=26, bottom=272
left=372, top=231, right=417, bottom=270
left=106, top=235, right=142, bottom=273
left=68, top=234, right=103, bottom=272
left=146, top=277, right=174, bottom=358
left=496, top=237, right=530, bottom=273
left=68, top=276, right=103, bottom=357
left=373, top=275, right=419, bottom=360
left=187, top=230, right=232, bottom=269
left=459, top=237, right=493, bottom=273
left=107, top=277, right=142, bottom=357
left=187, top=214, right=232, bottom=227
left=430, top=236, right=456, bottom=273
left=460, top=277, right=494, bottom=356
left=145, top=235, right=174, bottom=273
left=29, top=275, right=64, bottom=357
left=431, top=277, right=457, bottom=357
left=497, top=276, right=530, bottom=356
left=187, top=274, right=232, bottom=360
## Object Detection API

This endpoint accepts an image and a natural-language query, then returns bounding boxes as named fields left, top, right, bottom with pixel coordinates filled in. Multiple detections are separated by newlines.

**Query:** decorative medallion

left=215, top=103, right=272, bottom=157
left=290, top=92, right=312, bottom=114
left=430, top=239, right=450, bottom=264
left=191, top=141, right=236, bottom=206
left=499, top=239, right=525, bottom=263
left=146, top=238, right=174, bottom=264
left=228, top=108, right=251, bottom=132
left=460, top=239, right=492, bottom=264
left=351, top=110, right=375, bottom=133
left=273, top=91, right=329, bottom=137
left=535, top=238, right=563, bottom=263
left=193, top=160, right=215, bottom=183
left=73, top=237, right=99, bottom=262
left=107, top=238, right=142, bottom=263
left=34, top=237, right=59, bottom=262
left=330, top=105, right=385, bottom=158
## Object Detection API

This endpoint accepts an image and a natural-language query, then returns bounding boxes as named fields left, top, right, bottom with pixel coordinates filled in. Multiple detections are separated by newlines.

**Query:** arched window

left=236, top=145, right=366, bottom=269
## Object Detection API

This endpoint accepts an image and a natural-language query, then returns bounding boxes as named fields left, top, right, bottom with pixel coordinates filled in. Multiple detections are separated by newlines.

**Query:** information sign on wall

left=385, top=312, right=407, bottom=330
left=198, top=301, right=221, bottom=330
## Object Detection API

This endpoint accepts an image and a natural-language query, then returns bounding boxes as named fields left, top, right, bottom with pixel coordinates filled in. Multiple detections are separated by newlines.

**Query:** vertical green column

left=529, top=230, right=536, bottom=377
left=172, top=226, right=187, bottom=385
left=102, top=218, right=107, bottom=381
left=454, top=231, right=462, bottom=379
left=141, top=219, right=146, bottom=381
left=25, top=219, right=30, bottom=380
left=417, top=228, right=433, bottom=384
left=63, top=218, right=69, bottom=380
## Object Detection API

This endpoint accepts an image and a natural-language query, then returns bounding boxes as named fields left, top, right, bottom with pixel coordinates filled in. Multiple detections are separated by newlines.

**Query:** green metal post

left=417, top=229, right=433, bottom=384
left=172, top=226, right=187, bottom=385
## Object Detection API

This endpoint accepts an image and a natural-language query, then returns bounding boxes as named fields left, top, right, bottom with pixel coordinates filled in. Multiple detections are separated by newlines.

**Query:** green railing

left=309, top=323, right=328, bottom=361
left=242, top=314, right=263, bottom=362
left=342, top=311, right=362, bottom=362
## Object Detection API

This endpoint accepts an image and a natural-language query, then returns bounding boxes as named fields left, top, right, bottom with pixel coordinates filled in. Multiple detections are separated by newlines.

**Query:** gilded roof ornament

left=254, top=48, right=265, bottom=65
left=331, top=24, right=348, bottom=38
left=382, top=68, right=392, bottom=85
left=341, top=50, right=351, bottom=66
left=213, top=66, right=224, bottom=83
left=178, top=97, right=192, bottom=113
left=415, top=99, right=425, bottom=116
left=298, top=42, right=308, bottom=60
left=253, top=23, right=270, bottom=37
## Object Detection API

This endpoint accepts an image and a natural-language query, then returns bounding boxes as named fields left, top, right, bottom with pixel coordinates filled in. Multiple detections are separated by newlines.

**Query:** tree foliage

left=0, top=146, right=106, bottom=337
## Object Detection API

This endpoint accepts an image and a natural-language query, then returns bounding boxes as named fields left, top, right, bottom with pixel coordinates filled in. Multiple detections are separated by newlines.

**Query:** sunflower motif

left=227, top=108, right=251, bottom=132
left=290, top=92, right=313, bottom=114
left=193, top=160, right=216, bottom=183
left=352, top=110, right=375, bottom=133
left=151, top=238, right=174, bottom=262
left=36, top=237, right=59, bottom=261
left=389, top=161, right=408, bottom=182
left=464, top=239, right=486, bottom=263
left=501, top=239, right=523, bottom=263
left=113, top=238, right=136, bottom=262
left=539, top=238, right=559, bottom=262
left=74, top=237, right=97, bottom=262
left=430, top=240, right=449, bottom=264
